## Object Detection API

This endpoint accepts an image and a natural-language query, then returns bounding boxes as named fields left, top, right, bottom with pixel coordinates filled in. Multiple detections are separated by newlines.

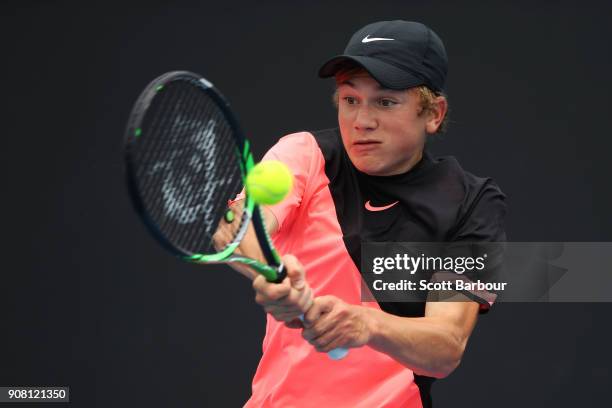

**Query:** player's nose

left=354, top=105, right=377, bottom=131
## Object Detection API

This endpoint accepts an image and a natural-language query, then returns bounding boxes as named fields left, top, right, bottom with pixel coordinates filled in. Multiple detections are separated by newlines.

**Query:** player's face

left=336, top=74, right=430, bottom=176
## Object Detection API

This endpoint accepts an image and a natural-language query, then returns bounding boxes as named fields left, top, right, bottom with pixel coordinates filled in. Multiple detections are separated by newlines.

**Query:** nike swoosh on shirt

left=362, top=35, right=395, bottom=43
left=365, top=200, right=399, bottom=211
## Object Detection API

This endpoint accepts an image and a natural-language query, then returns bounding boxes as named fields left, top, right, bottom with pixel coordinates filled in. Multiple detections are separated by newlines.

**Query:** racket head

left=124, top=71, right=256, bottom=262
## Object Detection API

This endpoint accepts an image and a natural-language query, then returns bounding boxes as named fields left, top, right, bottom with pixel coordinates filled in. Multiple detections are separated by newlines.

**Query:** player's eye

left=343, top=96, right=358, bottom=105
left=378, top=98, right=397, bottom=107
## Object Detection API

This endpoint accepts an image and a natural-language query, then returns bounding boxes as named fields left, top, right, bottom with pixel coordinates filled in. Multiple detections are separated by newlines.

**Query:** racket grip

left=299, top=315, right=349, bottom=360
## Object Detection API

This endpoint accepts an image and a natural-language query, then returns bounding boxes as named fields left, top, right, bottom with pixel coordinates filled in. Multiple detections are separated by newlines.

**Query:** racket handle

left=299, top=315, right=349, bottom=360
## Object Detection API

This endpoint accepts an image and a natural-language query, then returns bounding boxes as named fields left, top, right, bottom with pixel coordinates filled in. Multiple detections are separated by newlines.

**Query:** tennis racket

left=123, top=71, right=348, bottom=360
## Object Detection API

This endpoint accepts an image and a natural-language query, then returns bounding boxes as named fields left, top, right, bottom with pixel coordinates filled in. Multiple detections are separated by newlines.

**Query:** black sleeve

left=450, top=178, right=507, bottom=242
left=446, top=178, right=507, bottom=312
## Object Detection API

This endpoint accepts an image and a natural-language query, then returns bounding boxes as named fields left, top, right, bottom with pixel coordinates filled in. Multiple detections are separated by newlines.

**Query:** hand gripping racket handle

left=298, top=315, right=349, bottom=360
left=274, top=266, right=349, bottom=360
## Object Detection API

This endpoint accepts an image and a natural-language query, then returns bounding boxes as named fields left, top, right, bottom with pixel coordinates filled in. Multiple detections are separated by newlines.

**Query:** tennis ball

left=246, top=160, right=293, bottom=205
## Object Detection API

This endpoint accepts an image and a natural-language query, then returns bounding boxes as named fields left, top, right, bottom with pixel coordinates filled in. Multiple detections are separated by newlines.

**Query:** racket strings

left=136, top=82, right=189, bottom=206
left=166, top=81, right=244, bottom=251
left=140, top=85, right=225, bottom=252
left=154, top=82, right=212, bottom=245
left=134, top=78, right=244, bottom=255
left=140, top=83, right=192, bottom=218
left=186, top=114, right=244, bottom=251
left=165, top=81, right=244, bottom=252
left=141, top=82, right=205, bottom=238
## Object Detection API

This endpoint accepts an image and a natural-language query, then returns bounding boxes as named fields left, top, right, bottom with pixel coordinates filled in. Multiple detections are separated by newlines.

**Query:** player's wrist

left=361, top=307, right=382, bottom=346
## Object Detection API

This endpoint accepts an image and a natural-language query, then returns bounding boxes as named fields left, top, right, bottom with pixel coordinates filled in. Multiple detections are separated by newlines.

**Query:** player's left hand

left=301, top=296, right=373, bottom=353
left=252, top=254, right=313, bottom=323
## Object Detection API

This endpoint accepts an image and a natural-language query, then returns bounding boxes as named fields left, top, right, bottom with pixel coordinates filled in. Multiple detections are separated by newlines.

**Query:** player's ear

left=425, top=96, right=448, bottom=134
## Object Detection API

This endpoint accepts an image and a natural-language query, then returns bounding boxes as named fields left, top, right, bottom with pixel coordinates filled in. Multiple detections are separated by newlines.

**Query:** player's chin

left=351, top=158, right=389, bottom=176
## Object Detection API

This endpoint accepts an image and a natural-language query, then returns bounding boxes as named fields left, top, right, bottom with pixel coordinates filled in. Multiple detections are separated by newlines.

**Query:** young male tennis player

left=238, top=20, right=506, bottom=407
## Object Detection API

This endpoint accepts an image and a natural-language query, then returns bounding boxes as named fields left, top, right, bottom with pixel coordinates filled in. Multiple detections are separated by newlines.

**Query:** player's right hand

left=252, top=254, right=313, bottom=325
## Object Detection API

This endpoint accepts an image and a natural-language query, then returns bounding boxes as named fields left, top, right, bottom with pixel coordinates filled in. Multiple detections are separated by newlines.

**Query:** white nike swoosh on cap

left=362, top=35, right=395, bottom=43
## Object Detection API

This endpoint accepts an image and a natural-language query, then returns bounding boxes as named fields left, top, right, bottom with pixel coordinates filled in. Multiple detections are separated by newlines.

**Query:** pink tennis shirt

left=244, top=132, right=422, bottom=407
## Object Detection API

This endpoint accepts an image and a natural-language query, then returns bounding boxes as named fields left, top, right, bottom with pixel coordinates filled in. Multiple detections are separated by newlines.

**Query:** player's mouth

left=352, top=139, right=381, bottom=153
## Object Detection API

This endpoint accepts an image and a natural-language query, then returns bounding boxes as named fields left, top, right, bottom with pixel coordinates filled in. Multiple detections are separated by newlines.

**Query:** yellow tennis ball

left=246, top=160, right=293, bottom=205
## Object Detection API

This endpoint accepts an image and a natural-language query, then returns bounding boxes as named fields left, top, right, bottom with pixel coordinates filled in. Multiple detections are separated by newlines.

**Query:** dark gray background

left=2, top=0, right=611, bottom=406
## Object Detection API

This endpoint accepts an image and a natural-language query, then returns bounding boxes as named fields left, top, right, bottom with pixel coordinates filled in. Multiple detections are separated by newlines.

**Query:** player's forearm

left=365, top=308, right=465, bottom=378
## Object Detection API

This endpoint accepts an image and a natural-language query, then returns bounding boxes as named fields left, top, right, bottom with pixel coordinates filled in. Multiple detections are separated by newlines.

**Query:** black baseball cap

left=318, top=20, right=448, bottom=92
